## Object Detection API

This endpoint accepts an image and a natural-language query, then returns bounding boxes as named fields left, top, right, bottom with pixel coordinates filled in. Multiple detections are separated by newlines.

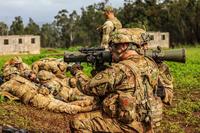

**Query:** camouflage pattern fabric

left=2, top=57, right=31, bottom=81
left=61, top=77, right=77, bottom=88
left=37, top=70, right=95, bottom=103
left=70, top=110, right=140, bottom=133
left=157, top=63, right=173, bottom=105
left=70, top=55, right=162, bottom=133
left=100, top=17, right=122, bottom=49
left=0, top=76, right=96, bottom=114
left=109, top=28, right=147, bottom=46
left=31, top=58, right=67, bottom=77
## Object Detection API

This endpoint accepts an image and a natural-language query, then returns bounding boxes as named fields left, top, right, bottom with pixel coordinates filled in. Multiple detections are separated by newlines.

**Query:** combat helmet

left=10, top=56, right=23, bottom=64
left=103, top=5, right=113, bottom=12
left=109, top=28, right=149, bottom=47
left=37, top=70, right=54, bottom=82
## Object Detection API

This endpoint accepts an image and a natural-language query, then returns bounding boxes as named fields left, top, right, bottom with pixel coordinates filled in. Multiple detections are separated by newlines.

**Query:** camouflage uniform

left=100, top=6, right=122, bottom=49
left=2, top=57, right=31, bottom=81
left=31, top=58, right=67, bottom=78
left=37, top=70, right=96, bottom=106
left=110, top=28, right=174, bottom=105
left=0, top=75, right=95, bottom=114
left=157, top=63, right=173, bottom=105
left=70, top=29, right=163, bottom=133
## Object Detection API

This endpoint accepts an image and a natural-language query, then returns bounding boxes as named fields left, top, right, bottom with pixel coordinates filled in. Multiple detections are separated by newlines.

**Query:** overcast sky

left=0, top=0, right=124, bottom=26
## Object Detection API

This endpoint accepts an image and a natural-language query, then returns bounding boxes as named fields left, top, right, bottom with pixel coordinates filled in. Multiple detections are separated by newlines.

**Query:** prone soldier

left=31, top=57, right=67, bottom=78
left=0, top=75, right=95, bottom=114
left=0, top=57, right=96, bottom=114
left=2, top=56, right=31, bottom=81
left=37, top=70, right=95, bottom=104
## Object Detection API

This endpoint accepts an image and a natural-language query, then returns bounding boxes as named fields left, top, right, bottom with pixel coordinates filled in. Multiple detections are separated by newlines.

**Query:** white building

left=147, top=32, right=169, bottom=48
left=0, top=35, right=40, bottom=55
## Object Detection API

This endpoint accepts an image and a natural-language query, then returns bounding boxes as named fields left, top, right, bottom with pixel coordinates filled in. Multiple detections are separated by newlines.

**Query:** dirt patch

left=0, top=101, right=72, bottom=132
left=158, top=89, right=200, bottom=133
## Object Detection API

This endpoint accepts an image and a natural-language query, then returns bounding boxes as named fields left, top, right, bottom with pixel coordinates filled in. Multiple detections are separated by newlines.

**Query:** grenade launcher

left=64, top=47, right=186, bottom=71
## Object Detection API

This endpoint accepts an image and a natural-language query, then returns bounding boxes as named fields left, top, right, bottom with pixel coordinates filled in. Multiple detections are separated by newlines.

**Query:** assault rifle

left=64, top=47, right=186, bottom=72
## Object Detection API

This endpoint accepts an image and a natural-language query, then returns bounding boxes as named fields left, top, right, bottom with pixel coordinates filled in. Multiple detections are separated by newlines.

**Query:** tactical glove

left=67, top=63, right=83, bottom=76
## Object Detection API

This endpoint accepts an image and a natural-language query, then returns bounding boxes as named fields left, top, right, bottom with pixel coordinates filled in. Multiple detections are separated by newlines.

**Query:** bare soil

left=0, top=101, right=72, bottom=132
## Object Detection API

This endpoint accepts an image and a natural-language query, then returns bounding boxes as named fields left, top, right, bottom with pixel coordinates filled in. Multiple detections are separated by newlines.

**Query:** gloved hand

left=67, top=63, right=83, bottom=76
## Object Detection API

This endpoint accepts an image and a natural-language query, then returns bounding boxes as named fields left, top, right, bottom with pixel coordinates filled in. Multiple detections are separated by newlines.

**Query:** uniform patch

left=121, top=98, right=129, bottom=106
left=95, top=74, right=103, bottom=80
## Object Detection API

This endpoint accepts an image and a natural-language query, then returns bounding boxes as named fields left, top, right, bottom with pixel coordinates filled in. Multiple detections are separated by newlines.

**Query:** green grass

left=160, top=47, right=200, bottom=132
left=167, top=47, right=200, bottom=89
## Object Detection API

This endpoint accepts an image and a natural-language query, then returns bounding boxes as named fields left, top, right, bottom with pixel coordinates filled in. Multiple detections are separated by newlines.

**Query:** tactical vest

left=103, top=56, right=163, bottom=127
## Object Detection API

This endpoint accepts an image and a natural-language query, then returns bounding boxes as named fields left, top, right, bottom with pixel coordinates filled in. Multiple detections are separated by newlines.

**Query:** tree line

left=0, top=0, right=199, bottom=48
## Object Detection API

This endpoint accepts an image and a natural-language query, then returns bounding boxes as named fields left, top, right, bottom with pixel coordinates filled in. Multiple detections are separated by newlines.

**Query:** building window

left=19, top=38, right=22, bottom=44
left=150, top=35, right=154, bottom=40
left=31, top=38, right=35, bottom=44
left=4, top=39, right=9, bottom=45
left=161, top=35, right=165, bottom=40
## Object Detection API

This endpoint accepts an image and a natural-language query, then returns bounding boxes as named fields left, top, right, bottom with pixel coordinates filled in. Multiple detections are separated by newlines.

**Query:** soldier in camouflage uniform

left=37, top=70, right=96, bottom=107
left=99, top=5, right=122, bottom=49
left=0, top=57, right=96, bottom=114
left=2, top=57, right=31, bottom=81
left=32, top=57, right=78, bottom=87
left=0, top=75, right=95, bottom=114
left=69, top=28, right=163, bottom=133
left=31, top=58, right=67, bottom=78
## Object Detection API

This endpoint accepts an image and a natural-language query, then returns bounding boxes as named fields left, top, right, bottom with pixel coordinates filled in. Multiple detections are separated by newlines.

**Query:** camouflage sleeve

left=100, top=21, right=114, bottom=49
left=75, top=66, right=125, bottom=96
left=157, top=63, right=173, bottom=105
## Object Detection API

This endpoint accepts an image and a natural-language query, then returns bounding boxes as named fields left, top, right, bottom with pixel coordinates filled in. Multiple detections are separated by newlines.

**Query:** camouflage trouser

left=70, top=110, right=149, bottom=133
left=0, top=76, right=96, bottom=114
left=58, top=86, right=95, bottom=103
left=31, top=94, right=96, bottom=114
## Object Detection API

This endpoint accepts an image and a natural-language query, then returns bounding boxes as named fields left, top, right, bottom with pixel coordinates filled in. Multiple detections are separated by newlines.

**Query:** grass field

left=0, top=46, right=199, bottom=132
left=160, top=47, right=200, bottom=133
